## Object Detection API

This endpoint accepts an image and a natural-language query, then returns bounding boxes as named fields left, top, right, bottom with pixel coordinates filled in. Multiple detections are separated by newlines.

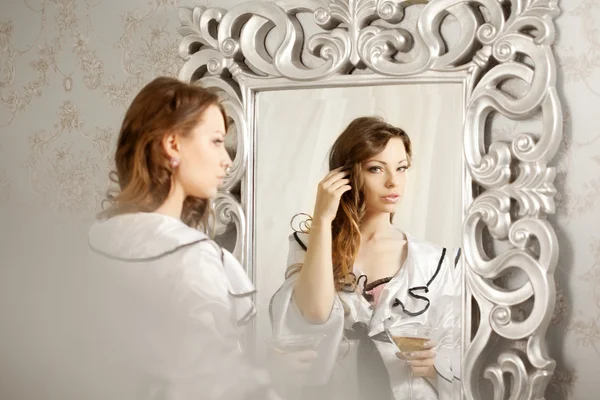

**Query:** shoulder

left=406, top=235, right=461, bottom=267
left=89, top=212, right=214, bottom=261
left=181, top=240, right=254, bottom=297
left=174, top=240, right=233, bottom=305
left=406, top=234, right=446, bottom=256
left=179, top=238, right=232, bottom=273
left=178, top=239, right=227, bottom=277
left=405, top=233, right=450, bottom=274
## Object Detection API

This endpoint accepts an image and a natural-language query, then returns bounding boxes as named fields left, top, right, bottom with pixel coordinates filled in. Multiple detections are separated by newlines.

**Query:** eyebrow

left=365, top=159, right=408, bottom=165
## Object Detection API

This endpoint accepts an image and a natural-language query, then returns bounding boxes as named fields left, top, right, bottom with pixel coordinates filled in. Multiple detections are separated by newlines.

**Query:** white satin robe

left=85, top=212, right=277, bottom=400
left=269, top=231, right=461, bottom=400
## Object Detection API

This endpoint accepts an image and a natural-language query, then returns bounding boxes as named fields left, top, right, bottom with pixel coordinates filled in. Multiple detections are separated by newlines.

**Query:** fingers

left=394, top=351, right=436, bottom=377
left=411, top=366, right=434, bottom=377
left=395, top=353, right=435, bottom=367
left=398, top=349, right=436, bottom=360
left=290, top=350, right=318, bottom=362
left=395, top=349, right=436, bottom=378
left=321, top=167, right=344, bottom=182
left=321, top=167, right=350, bottom=188
left=325, top=166, right=347, bottom=176
left=406, top=357, right=435, bottom=368
left=274, top=350, right=318, bottom=373
left=329, top=178, right=350, bottom=191
left=334, top=185, right=352, bottom=196
left=320, top=173, right=351, bottom=200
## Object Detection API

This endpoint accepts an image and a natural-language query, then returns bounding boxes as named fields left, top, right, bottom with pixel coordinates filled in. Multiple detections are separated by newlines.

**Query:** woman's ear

left=161, top=133, right=180, bottom=160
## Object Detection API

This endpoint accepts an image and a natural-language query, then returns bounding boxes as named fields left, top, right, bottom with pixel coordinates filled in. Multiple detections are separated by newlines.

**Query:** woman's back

left=85, top=212, right=268, bottom=400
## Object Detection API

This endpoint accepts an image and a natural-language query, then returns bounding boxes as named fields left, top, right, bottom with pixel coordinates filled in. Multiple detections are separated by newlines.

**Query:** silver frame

left=177, top=1, right=561, bottom=399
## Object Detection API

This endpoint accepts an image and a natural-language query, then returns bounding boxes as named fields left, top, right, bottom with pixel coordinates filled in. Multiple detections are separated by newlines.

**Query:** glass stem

left=407, top=362, right=413, bottom=399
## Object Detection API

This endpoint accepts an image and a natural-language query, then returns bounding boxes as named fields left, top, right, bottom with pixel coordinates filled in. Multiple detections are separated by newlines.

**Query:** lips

left=382, top=194, right=400, bottom=203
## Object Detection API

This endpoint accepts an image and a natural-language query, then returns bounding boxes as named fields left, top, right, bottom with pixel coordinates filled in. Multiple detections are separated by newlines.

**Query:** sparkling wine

left=392, top=336, right=429, bottom=352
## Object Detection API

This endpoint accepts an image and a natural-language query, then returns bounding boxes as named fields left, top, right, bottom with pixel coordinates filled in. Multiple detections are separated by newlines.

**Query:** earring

left=226, top=167, right=231, bottom=174
left=170, top=157, right=180, bottom=168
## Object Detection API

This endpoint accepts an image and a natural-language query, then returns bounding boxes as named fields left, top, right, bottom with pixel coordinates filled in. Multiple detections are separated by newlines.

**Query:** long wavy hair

left=328, top=116, right=412, bottom=291
left=99, top=77, right=228, bottom=232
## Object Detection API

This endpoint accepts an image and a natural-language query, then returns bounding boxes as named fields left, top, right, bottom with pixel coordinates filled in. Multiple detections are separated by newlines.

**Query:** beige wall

left=0, top=0, right=595, bottom=399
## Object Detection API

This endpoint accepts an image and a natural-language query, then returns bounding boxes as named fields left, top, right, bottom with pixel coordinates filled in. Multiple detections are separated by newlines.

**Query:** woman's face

left=360, top=137, right=409, bottom=214
left=176, top=104, right=232, bottom=199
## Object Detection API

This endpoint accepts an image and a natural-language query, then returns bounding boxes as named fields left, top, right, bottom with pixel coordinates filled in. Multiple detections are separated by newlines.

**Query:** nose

left=385, top=171, right=397, bottom=188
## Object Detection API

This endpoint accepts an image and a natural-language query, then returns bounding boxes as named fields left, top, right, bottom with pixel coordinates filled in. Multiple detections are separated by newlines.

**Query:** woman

left=270, top=117, right=461, bottom=400
left=86, top=77, right=280, bottom=400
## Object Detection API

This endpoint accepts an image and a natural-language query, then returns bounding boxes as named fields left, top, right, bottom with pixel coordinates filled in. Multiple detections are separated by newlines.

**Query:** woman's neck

left=154, top=182, right=186, bottom=220
left=360, top=211, right=395, bottom=242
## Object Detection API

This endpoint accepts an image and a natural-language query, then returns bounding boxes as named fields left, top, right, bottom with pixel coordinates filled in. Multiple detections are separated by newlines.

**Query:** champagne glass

left=264, top=333, right=325, bottom=398
left=264, top=333, right=325, bottom=354
left=386, top=324, right=437, bottom=400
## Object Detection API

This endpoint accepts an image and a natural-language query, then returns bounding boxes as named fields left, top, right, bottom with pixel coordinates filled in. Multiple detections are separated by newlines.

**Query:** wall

left=0, top=0, right=596, bottom=399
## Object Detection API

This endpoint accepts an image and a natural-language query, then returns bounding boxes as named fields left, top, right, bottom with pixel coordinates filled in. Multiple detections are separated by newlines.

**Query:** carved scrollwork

left=212, top=191, right=246, bottom=264
left=177, top=1, right=562, bottom=398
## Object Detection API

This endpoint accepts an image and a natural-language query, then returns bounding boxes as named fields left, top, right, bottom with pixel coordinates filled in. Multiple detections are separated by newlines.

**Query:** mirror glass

left=254, top=83, right=465, bottom=399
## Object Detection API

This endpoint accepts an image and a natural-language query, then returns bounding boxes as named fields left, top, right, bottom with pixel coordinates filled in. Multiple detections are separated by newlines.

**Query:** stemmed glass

left=264, top=333, right=325, bottom=354
left=264, top=333, right=325, bottom=399
left=386, top=324, right=437, bottom=400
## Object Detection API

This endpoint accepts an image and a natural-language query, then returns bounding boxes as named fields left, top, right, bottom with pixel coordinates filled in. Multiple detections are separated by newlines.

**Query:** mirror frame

left=177, top=1, right=562, bottom=399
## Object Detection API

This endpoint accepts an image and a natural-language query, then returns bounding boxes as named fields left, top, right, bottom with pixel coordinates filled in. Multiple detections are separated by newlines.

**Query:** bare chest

left=354, top=240, right=408, bottom=283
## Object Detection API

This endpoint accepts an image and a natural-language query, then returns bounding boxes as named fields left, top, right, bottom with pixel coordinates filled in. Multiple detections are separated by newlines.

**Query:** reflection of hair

left=100, top=77, right=228, bottom=231
left=328, top=116, right=412, bottom=290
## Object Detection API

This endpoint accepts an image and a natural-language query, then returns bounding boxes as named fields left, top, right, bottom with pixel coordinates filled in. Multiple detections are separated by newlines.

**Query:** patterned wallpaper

left=0, top=0, right=598, bottom=399
left=0, top=0, right=189, bottom=214
left=548, top=1, right=600, bottom=399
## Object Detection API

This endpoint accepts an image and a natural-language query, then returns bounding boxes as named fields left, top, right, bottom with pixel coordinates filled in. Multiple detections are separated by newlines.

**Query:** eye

left=213, top=138, right=225, bottom=146
left=397, top=166, right=408, bottom=172
left=368, top=166, right=383, bottom=173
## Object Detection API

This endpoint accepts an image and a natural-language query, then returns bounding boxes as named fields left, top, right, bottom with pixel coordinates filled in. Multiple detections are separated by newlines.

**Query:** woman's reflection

left=269, top=117, right=461, bottom=400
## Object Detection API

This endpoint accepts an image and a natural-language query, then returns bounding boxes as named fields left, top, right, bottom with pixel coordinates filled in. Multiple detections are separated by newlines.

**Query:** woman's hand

left=312, top=167, right=351, bottom=224
left=396, top=341, right=437, bottom=378
left=268, top=349, right=318, bottom=385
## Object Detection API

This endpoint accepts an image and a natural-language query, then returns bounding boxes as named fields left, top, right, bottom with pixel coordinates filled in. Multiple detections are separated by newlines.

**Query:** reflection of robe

left=269, top=230, right=461, bottom=400
left=86, top=212, right=277, bottom=400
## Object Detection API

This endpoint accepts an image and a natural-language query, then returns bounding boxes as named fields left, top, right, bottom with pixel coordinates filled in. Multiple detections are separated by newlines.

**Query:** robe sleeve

left=268, top=233, right=346, bottom=385
left=171, top=242, right=280, bottom=400
left=426, top=246, right=461, bottom=399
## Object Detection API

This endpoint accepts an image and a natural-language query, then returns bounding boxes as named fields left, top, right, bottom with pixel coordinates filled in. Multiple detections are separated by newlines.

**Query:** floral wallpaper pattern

left=0, top=0, right=598, bottom=399
left=0, top=0, right=185, bottom=214
left=549, top=1, right=600, bottom=398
